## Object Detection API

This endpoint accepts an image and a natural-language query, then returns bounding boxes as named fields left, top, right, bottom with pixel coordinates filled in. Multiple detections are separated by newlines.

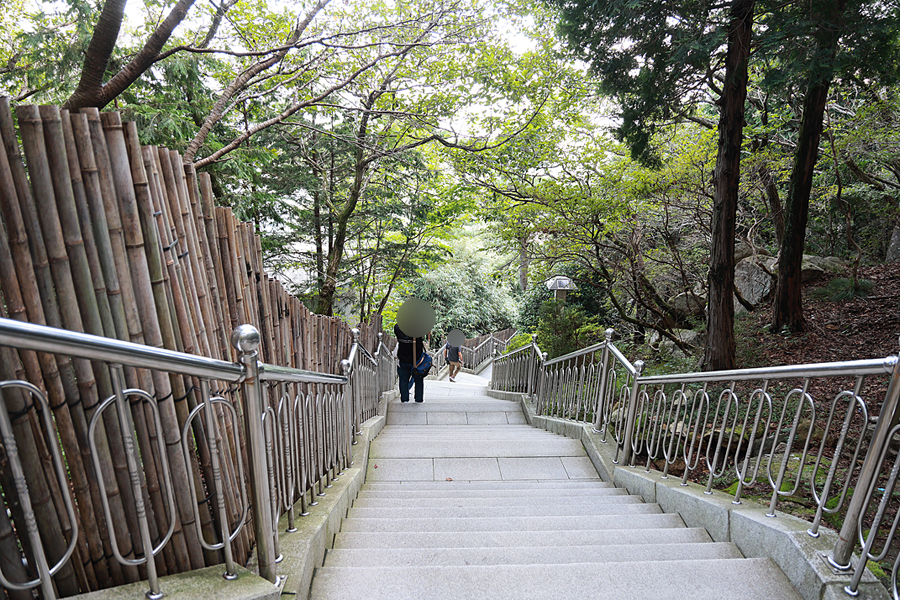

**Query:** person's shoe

left=449, top=377, right=455, bottom=382
left=400, top=399, right=409, bottom=403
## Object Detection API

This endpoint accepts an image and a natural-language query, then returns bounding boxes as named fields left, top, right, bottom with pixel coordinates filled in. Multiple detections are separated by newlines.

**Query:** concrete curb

left=485, top=389, right=889, bottom=600
left=70, top=565, right=281, bottom=600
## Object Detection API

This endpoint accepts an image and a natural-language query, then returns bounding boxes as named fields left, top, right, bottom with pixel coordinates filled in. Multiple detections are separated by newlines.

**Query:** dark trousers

left=398, top=363, right=424, bottom=402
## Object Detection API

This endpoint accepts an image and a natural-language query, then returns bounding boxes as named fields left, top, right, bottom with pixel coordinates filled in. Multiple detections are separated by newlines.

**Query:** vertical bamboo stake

left=21, top=104, right=147, bottom=590
left=44, top=106, right=173, bottom=582
left=0, top=196, right=94, bottom=594
left=3, top=103, right=129, bottom=589
left=180, top=162, right=247, bottom=559
left=183, top=165, right=224, bottom=360
left=197, top=174, right=232, bottom=359
left=169, top=152, right=214, bottom=358
left=150, top=149, right=222, bottom=555
left=101, top=112, right=211, bottom=571
left=226, top=209, right=252, bottom=325
left=116, top=136, right=207, bottom=569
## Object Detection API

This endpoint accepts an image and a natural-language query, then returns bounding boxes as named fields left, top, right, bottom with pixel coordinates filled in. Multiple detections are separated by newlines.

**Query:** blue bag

left=413, top=352, right=433, bottom=378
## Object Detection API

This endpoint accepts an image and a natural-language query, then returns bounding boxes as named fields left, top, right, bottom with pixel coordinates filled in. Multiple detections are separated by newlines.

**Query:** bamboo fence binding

left=0, top=99, right=395, bottom=599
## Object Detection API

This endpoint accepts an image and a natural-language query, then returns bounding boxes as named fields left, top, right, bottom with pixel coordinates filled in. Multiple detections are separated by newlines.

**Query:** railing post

left=232, top=324, right=278, bottom=584
left=592, top=328, right=615, bottom=432
left=621, top=360, right=644, bottom=467
left=831, top=341, right=900, bottom=569
left=526, top=334, right=537, bottom=397
left=375, top=332, right=383, bottom=397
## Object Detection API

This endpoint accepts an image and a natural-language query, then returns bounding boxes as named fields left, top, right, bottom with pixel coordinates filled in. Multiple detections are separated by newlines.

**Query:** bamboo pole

left=226, top=209, right=252, bottom=326
left=113, top=132, right=207, bottom=570
left=17, top=104, right=137, bottom=593
left=3, top=104, right=130, bottom=590
left=197, top=175, right=232, bottom=360
left=0, top=212, right=90, bottom=595
left=45, top=106, right=176, bottom=582
left=158, top=155, right=236, bottom=558
left=169, top=152, right=213, bottom=360
left=140, top=146, right=219, bottom=551
left=183, top=166, right=224, bottom=360
left=148, top=148, right=221, bottom=560
left=181, top=165, right=248, bottom=560
left=100, top=112, right=210, bottom=572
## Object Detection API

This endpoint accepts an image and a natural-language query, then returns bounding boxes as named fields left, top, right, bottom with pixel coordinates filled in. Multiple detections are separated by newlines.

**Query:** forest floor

left=737, top=263, right=900, bottom=369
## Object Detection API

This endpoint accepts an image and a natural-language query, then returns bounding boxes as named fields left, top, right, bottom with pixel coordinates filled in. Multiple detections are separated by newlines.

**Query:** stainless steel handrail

left=260, top=364, right=348, bottom=384
left=638, top=356, right=896, bottom=385
left=543, top=340, right=610, bottom=367
left=0, top=317, right=243, bottom=381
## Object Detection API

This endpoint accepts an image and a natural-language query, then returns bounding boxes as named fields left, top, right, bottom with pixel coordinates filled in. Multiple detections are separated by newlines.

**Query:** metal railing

left=492, top=328, right=900, bottom=597
left=0, top=317, right=393, bottom=600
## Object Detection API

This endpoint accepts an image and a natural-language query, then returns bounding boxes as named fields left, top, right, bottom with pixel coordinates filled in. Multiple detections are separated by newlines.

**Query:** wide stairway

left=310, top=373, right=802, bottom=599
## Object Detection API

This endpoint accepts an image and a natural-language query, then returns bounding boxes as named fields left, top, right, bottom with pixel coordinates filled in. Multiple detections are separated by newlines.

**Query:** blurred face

left=447, top=329, right=465, bottom=346
left=395, top=298, right=435, bottom=338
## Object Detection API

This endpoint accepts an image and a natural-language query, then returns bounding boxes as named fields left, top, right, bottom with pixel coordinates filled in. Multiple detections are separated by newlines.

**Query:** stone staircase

left=310, top=375, right=803, bottom=600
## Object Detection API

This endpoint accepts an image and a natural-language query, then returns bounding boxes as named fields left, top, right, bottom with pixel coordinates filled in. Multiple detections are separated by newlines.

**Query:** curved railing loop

left=0, top=381, right=79, bottom=599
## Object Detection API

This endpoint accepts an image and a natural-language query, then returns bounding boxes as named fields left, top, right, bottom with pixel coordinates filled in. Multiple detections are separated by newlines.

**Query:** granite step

left=369, top=439, right=586, bottom=458
left=310, top=558, right=803, bottom=600
left=350, top=492, right=634, bottom=509
left=338, top=512, right=680, bottom=533
left=323, top=541, right=745, bottom=568
left=388, top=401, right=521, bottom=411
left=331, top=526, right=713, bottom=550
left=361, top=480, right=615, bottom=490
left=355, top=487, right=620, bottom=499
left=348, top=497, right=645, bottom=517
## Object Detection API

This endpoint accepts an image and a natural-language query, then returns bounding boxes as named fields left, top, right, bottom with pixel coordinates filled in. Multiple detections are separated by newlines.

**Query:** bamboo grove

left=0, top=97, right=392, bottom=598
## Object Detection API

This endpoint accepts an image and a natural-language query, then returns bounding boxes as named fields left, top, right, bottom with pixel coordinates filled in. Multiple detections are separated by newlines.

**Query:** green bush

left=504, top=332, right=534, bottom=353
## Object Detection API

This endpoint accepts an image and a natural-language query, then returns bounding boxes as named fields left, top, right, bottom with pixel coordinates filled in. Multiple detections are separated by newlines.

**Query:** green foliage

left=504, top=332, right=534, bottom=353
left=395, top=241, right=519, bottom=337
left=533, top=300, right=608, bottom=359
left=808, top=278, right=874, bottom=301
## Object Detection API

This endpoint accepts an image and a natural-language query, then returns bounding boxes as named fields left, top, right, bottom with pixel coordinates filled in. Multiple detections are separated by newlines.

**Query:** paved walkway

left=310, top=374, right=803, bottom=600
left=368, top=375, right=598, bottom=482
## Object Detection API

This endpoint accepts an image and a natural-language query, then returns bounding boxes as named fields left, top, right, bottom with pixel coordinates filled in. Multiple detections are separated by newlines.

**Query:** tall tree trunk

left=315, top=112, right=371, bottom=315
left=771, top=1, right=844, bottom=333
left=770, top=82, right=831, bottom=332
left=314, top=188, right=324, bottom=288
left=702, top=0, right=755, bottom=371
left=762, top=166, right=785, bottom=247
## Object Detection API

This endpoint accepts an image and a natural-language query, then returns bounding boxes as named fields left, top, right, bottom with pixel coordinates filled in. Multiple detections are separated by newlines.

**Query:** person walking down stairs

left=310, top=377, right=804, bottom=600
left=394, top=323, right=425, bottom=403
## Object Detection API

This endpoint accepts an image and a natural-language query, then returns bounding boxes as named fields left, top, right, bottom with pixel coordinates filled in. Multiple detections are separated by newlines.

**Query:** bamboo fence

left=0, top=99, right=392, bottom=599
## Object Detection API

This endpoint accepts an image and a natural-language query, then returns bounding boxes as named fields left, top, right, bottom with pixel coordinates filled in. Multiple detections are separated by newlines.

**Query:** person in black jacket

left=394, top=323, right=425, bottom=403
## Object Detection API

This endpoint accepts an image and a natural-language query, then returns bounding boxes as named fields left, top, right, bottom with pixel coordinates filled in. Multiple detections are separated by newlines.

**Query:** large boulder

left=734, top=257, right=775, bottom=306
left=800, top=255, right=847, bottom=282
left=669, top=291, right=706, bottom=318
left=734, top=241, right=773, bottom=264
left=763, top=255, right=847, bottom=283
left=649, top=329, right=703, bottom=359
